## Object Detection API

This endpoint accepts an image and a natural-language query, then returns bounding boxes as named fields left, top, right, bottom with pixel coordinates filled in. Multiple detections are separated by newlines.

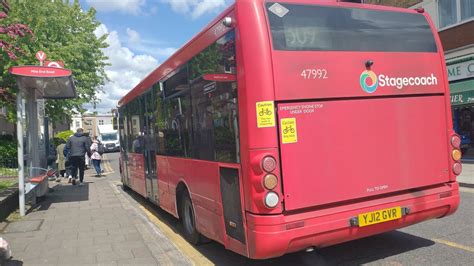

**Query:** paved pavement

left=457, top=163, right=474, bottom=186
left=0, top=154, right=191, bottom=266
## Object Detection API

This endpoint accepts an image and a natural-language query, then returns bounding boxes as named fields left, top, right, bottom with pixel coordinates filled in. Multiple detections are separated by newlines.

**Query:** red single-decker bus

left=118, top=0, right=461, bottom=259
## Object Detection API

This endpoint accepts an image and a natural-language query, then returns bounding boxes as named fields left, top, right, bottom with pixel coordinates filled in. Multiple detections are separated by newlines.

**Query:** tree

left=0, top=0, right=33, bottom=60
left=0, top=0, right=33, bottom=121
left=0, top=0, right=108, bottom=122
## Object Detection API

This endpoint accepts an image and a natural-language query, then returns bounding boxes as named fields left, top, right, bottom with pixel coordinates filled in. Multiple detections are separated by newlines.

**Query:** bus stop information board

left=9, top=65, right=71, bottom=77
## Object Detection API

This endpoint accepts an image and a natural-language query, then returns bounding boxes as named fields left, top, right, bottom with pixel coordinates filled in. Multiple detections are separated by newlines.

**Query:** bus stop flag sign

left=35, top=51, right=46, bottom=66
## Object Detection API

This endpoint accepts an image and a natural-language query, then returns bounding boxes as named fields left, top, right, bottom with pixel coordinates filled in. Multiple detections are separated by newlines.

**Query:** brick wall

left=439, top=21, right=474, bottom=51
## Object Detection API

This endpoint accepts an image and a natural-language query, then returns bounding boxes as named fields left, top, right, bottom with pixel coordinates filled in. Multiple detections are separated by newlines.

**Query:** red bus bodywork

left=118, top=0, right=460, bottom=259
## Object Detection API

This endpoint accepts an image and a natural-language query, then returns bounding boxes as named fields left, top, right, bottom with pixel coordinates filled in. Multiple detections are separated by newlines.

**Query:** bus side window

left=191, top=81, right=239, bottom=163
left=124, top=97, right=144, bottom=154
left=189, top=30, right=239, bottom=163
left=162, top=67, right=192, bottom=158
left=154, top=82, right=165, bottom=155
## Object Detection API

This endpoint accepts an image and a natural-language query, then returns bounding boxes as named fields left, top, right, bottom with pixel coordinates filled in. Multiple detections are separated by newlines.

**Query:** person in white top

left=90, top=136, right=102, bottom=177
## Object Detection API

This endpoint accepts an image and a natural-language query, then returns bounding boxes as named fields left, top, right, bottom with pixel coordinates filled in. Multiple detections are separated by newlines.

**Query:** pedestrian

left=63, top=142, right=73, bottom=182
left=84, top=132, right=91, bottom=170
left=90, top=136, right=102, bottom=177
left=55, top=139, right=67, bottom=182
left=65, top=128, right=91, bottom=186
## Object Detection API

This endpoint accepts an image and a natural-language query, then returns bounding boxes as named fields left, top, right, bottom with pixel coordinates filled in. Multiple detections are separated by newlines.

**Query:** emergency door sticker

left=281, top=118, right=297, bottom=144
left=256, top=101, right=275, bottom=128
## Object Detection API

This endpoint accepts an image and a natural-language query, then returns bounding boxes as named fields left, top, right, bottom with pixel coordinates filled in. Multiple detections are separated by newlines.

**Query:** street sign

left=45, top=61, right=64, bottom=68
left=9, top=66, right=72, bottom=78
left=35, top=51, right=46, bottom=65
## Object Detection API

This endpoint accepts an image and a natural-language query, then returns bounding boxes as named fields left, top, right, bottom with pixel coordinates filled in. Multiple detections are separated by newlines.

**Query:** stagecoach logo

left=360, top=70, right=379, bottom=93
left=359, top=70, right=439, bottom=93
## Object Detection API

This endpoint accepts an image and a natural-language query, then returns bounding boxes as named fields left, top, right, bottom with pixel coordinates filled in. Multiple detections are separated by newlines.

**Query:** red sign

left=35, top=51, right=46, bottom=62
left=9, top=66, right=72, bottom=78
left=203, top=73, right=236, bottom=82
left=45, top=61, right=65, bottom=68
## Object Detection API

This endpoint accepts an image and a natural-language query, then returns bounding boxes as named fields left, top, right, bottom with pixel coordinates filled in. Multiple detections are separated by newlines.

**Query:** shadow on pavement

left=2, top=259, right=23, bottom=266
left=121, top=186, right=436, bottom=265
left=32, top=181, right=91, bottom=212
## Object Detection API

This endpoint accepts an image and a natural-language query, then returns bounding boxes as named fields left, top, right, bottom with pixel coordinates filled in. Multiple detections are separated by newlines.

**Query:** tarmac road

left=106, top=152, right=474, bottom=265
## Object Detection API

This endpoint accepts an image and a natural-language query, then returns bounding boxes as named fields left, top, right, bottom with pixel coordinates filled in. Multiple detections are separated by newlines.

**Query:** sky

left=79, top=0, right=233, bottom=113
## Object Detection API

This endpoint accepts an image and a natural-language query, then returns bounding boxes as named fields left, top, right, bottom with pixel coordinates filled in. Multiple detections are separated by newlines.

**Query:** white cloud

left=126, top=28, right=141, bottom=44
left=124, top=28, right=177, bottom=60
left=86, top=0, right=146, bottom=15
left=193, top=0, right=226, bottom=18
left=162, top=0, right=227, bottom=19
left=89, top=24, right=159, bottom=113
left=154, top=47, right=177, bottom=57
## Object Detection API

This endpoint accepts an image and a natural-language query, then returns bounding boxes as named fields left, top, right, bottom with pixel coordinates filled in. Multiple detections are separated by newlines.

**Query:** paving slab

left=3, top=220, right=43, bottom=233
left=457, top=163, right=474, bottom=186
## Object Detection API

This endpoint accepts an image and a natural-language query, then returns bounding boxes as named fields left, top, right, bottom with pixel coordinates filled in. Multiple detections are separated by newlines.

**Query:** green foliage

left=0, top=134, right=17, bottom=159
left=56, top=129, right=73, bottom=142
left=0, top=0, right=108, bottom=122
left=0, top=179, right=17, bottom=192
left=189, top=43, right=221, bottom=80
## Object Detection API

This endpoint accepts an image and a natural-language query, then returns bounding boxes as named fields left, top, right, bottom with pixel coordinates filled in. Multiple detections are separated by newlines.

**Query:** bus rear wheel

left=181, top=192, right=202, bottom=244
left=122, top=183, right=130, bottom=191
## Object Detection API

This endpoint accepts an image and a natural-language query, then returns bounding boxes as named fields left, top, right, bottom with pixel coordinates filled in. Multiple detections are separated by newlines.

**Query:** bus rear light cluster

left=452, top=149, right=462, bottom=161
left=453, top=163, right=462, bottom=175
left=262, top=156, right=277, bottom=172
left=450, top=134, right=462, bottom=176
left=263, top=174, right=278, bottom=190
left=264, top=192, right=279, bottom=208
left=451, top=135, right=461, bottom=149
left=261, top=156, right=280, bottom=209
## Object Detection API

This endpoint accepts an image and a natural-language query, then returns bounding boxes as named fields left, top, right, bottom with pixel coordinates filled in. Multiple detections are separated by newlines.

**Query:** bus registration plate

left=358, top=207, right=402, bottom=227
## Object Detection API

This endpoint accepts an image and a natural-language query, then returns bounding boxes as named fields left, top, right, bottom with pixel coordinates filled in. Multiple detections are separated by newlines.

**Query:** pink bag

left=0, top=237, right=12, bottom=262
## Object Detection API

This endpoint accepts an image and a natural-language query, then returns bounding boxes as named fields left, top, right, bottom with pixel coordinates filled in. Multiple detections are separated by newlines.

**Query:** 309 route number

left=300, top=68, right=328, bottom=79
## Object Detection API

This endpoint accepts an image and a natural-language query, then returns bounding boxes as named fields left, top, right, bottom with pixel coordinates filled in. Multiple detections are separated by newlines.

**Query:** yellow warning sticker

left=256, top=101, right=275, bottom=128
left=281, top=118, right=297, bottom=144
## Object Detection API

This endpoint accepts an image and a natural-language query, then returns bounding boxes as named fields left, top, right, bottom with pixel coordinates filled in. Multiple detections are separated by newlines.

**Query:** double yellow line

left=139, top=205, right=213, bottom=265
left=431, top=238, right=474, bottom=253
left=100, top=154, right=114, bottom=174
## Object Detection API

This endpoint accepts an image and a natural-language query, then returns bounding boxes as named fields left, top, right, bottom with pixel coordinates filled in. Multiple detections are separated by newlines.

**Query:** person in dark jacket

left=65, top=128, right=91, bottom=186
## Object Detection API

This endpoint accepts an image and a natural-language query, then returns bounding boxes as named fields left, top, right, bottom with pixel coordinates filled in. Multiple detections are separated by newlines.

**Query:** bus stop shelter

left=8, top=65, right=76, bottom=216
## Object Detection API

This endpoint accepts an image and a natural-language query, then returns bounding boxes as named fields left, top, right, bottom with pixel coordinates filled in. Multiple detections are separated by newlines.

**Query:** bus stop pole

left=16, top=90, right=25, bottom=216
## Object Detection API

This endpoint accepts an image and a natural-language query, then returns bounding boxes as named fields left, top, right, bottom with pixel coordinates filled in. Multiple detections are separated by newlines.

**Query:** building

left=70, top=113, right=83, bottom=133
left=82, top=113, right=114, bottom=137
left=365, top=0, right=420, bottom=7
left=367, top=0, right=474, bottom=158
left=410, top=1, right=474, bottom=159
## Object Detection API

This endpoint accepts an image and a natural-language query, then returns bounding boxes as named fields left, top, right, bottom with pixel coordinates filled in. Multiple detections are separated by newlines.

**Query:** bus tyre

left=122, top=183, right=130, bottom=191
left=181, top=192, right=201, bottom=244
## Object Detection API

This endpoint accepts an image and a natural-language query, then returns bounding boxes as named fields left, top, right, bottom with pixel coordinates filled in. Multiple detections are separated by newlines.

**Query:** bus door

left=119, top=107, right=130, bottom=187
left=143, top=90, right=159, bottom=204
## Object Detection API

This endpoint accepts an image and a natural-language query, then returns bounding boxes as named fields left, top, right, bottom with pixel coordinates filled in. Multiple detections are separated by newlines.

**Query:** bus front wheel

left=181, top=192, right=201, bottom=244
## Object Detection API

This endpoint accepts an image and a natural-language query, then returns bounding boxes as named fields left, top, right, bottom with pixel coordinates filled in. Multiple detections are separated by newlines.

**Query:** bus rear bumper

left=245, top=182, right=459, bottom=259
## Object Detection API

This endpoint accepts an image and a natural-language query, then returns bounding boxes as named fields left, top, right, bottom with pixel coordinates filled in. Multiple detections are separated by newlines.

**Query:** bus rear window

left=266, top=2, right=437, bottom=52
